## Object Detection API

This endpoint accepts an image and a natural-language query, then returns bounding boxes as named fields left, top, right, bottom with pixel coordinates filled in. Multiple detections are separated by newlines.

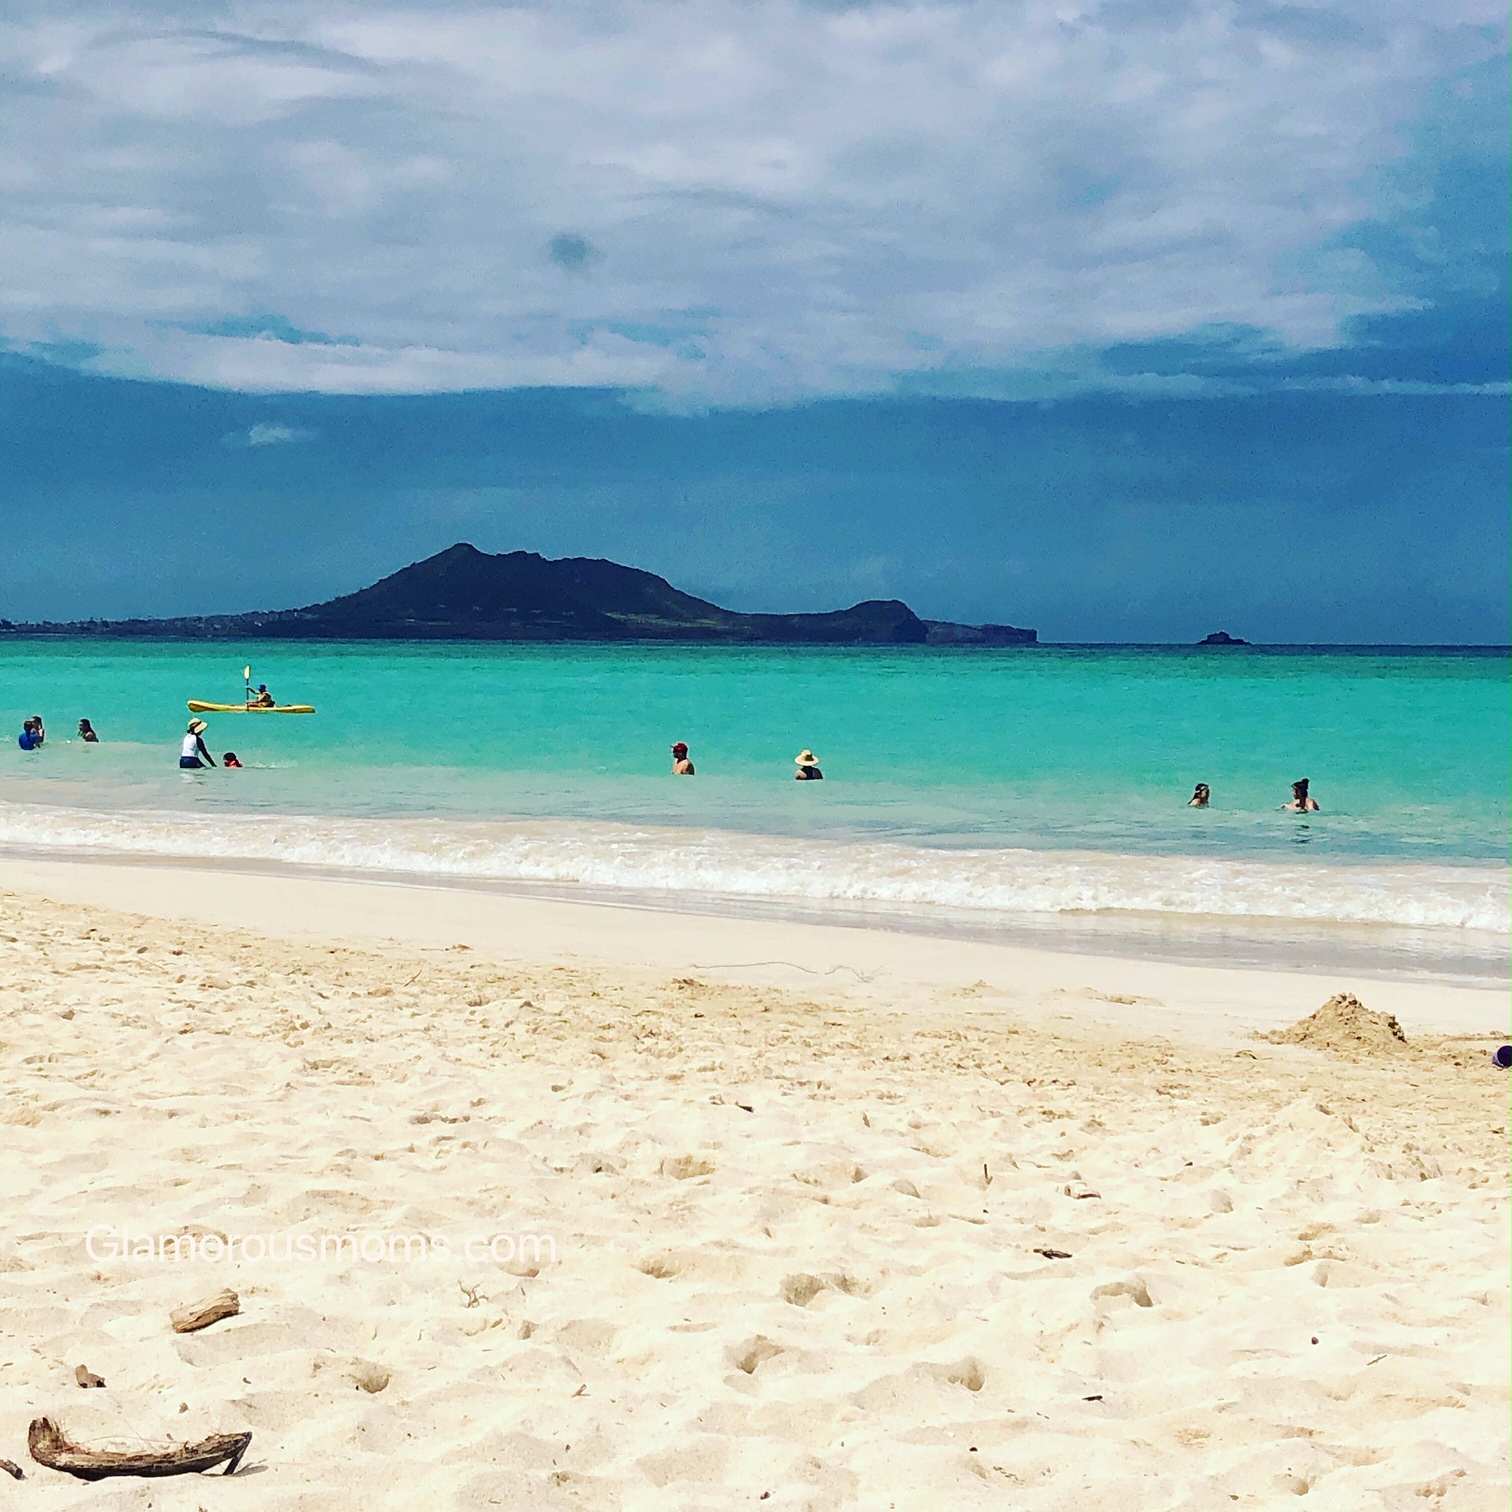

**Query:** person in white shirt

left=180, top=719, right=216, bottom=770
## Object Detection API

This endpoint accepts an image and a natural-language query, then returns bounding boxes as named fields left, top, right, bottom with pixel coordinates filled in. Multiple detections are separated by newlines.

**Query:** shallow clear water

left=1, top=640, right=1506, bottom=976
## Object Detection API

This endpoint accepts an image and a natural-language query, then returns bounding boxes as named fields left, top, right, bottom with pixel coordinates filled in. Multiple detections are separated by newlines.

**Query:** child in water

left=223, top=752, right=243, bottom=768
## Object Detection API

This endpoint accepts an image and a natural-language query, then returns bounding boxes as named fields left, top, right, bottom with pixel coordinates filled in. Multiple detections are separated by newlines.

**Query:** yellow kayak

left=186, top=701, right=316, bottom=714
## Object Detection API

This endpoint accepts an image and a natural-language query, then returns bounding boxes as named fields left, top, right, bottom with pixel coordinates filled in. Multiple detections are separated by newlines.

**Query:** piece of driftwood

left=0, top=1456, right=22, bottom=1479
left=170, top=1288, right=239, bottom=1334
left=74, top=1365, right=105, bottom=1388
left=28, top=1417, right=251, bottom=1480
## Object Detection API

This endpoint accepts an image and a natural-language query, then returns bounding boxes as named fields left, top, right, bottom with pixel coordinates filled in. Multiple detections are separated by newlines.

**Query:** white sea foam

left=0, top=800, right=1505, bottom=936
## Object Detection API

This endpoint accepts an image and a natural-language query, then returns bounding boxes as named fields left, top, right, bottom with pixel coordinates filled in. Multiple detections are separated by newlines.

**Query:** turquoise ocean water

left=0, top=641, right=1506, bottom=979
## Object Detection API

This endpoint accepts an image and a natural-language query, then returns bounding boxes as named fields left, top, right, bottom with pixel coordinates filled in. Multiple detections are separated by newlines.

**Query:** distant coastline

left=0, top=543, right=1036, bottom=647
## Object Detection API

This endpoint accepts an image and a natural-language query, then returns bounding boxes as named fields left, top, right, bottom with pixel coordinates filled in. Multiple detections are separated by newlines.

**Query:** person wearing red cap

left=670, top=741, right=695, bottom=776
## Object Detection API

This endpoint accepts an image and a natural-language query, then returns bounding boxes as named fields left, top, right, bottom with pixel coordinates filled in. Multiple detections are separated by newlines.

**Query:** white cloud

left=244, top=421, right=308, bottom=445
left=0, top=0, right=1502, bottom=399
left=219, top=419, right=316, bottom=446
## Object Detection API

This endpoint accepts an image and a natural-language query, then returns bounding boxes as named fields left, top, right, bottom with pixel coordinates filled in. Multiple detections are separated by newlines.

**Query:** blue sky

left=0, top=1, right=1507, bottom=639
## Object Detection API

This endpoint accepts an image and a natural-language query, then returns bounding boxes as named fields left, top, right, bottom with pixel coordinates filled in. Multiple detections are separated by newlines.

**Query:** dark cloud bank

left=2, top=354, right=1505, bottom=644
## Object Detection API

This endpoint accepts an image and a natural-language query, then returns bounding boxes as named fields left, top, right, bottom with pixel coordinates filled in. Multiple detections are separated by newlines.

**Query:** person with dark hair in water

left=670, top=741, right=695, bottom=775
left=18, top=717, right=43, bottom=751
left=1188, top=782, right=1210, bottom=807
left=223, top=752, right=243, bottom=769
left=77, top=719, right=99, bottom=743
left=1283, top=778, right=1320, bottom=812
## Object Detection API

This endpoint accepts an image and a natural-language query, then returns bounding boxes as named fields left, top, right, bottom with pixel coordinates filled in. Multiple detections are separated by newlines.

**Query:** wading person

left=180, top=719, right=216, bottom=770
left=1283, top=778, right=1319, bottom=813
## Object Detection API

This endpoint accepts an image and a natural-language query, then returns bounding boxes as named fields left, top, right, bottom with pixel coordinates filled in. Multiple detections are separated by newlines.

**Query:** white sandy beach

left=0, top=858, right=1506, bottom=1509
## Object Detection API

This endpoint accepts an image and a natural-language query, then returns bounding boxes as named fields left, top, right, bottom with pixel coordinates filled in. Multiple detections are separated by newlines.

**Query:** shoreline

left=0, top=840, right=1505, bottom=989
left=1, top=852, right=1505, bottom=1043
left=0, top=807, right=1504, bottom=986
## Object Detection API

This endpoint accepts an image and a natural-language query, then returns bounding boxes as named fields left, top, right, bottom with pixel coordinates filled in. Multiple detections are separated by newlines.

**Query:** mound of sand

left=1267, top=992, right=1409, bottom=1054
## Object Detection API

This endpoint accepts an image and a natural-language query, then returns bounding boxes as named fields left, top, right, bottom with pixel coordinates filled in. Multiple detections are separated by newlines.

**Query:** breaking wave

left=0, top=800, right=1504, bottom=936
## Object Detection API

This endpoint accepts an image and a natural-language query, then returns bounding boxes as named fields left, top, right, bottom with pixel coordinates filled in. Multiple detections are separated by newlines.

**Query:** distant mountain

left=1, top=544, right=1036, bottom=646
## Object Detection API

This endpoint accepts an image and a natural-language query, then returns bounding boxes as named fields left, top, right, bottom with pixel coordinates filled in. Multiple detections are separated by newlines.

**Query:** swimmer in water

left=1283, top=778, right=1320, bottom=812
left=794, top=749, right=823, bottom=781
left=77, top=719, right=99, bottom=743
left=223, top=752, right=243, bottom=768
left=670, top=741, right=695, bottom=775
left=1188, top=782, right=1210, bottom=807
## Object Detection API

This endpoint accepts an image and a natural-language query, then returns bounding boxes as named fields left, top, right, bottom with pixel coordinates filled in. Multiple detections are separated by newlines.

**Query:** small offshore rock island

left=4, top=543, right=1037, bottom=646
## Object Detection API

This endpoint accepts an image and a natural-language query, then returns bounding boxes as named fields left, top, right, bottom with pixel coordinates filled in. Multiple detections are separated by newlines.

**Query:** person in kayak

left=1188, top=782, right=1210, bottom=807
left=794, top=749, right=823, bottom=780
left=180, top=719, right=216, bottom=769
left=77, top=719, right=99, bottom=743
left=250, top=684, right=276, bottom=708
left=671, top=741, right=695, bottom=775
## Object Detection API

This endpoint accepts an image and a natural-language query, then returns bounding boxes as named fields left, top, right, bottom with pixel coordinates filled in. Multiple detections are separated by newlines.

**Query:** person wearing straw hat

left=794, top=749, right=823, bottom=781
left=670, top=741, right=695, bottom=776
left=180, top=718, right=216, bottom=770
